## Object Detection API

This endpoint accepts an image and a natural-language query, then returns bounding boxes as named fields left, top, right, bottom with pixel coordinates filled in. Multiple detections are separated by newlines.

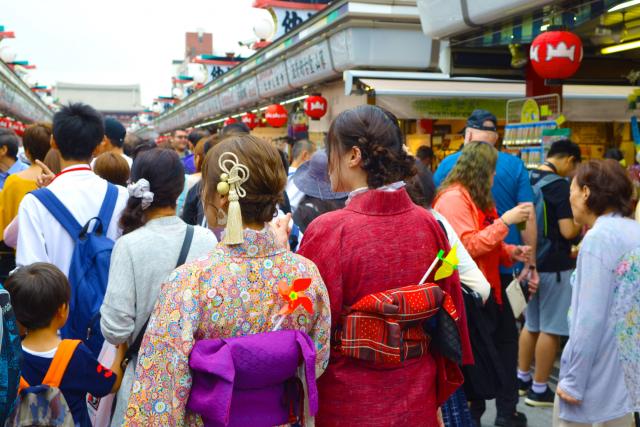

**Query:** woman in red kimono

left=297, top=105, right=472, bottom=426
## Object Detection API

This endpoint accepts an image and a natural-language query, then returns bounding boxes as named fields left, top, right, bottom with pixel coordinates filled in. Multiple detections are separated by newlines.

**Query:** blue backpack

left=31, top=185, right=118, bottom=356
left=529, top=171, right=564, bottom=266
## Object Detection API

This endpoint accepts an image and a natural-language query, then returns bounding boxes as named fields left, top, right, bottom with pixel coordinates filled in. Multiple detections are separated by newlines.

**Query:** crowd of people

left=0, top=102, right=638, bottom=427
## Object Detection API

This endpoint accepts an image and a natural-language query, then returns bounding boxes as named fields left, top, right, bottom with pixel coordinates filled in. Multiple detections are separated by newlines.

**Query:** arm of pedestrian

left=558, top=218, right=582, bottom=241
left=556, top=385, right=581, bottom=405
left=271, top=213, right=292, bottom=251
left=34, top=160, right=55, bottom=188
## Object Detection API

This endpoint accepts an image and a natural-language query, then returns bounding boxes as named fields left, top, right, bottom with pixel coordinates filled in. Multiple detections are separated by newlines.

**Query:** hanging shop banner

left=286, top=39, right=335, bottom=88
left=375, top=96, right=507, bottom=120
left=412, top=98, right=507, bottom=120
left=257, top=62, right=291, bottom=98
left=235, top=77, right=259, bottom=108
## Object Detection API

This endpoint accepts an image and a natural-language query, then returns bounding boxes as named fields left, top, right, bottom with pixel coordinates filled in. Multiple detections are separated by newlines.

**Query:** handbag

left=460, top=285, right=506, bottom=400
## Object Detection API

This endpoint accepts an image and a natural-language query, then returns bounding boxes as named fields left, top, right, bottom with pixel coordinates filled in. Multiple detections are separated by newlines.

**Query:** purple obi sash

left=187, top=330, right=318, bottom=427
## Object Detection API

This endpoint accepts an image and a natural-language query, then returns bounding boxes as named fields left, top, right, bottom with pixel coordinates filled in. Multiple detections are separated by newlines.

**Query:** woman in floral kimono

left=297, top=105, right=472, bottom=426
left=124, top=135, right=331, bottom=426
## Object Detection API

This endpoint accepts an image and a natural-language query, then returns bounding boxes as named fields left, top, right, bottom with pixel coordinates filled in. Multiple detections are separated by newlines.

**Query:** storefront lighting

left=608, top=0, right=640, bottom=12
left=540, top=24, right=550, bottom=32
left=601, top=39, right=640, bottom=54
left=282, top=95, right=309, bottom=105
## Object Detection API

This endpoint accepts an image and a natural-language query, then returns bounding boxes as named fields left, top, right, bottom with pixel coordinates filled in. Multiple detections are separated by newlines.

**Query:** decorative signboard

left=286, top=39, right=334, bottom=88
left=257, top=61, right=291, bottom=98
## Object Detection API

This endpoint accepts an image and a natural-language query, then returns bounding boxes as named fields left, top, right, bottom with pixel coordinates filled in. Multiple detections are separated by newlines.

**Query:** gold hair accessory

left=217, top=152, right=250, bottom=245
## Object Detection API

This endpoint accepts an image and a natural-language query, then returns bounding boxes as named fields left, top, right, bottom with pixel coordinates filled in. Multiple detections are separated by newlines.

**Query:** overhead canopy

left=358, top=77, right=634, bottom=122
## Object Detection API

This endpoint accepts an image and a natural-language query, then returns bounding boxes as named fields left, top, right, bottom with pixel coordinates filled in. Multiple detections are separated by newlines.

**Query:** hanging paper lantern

left=0, top=117, right=10, bottom=130
left=10, top=120, right=24, bottom=136
left=265, top=104, right=288, bottom=127
left=241, top=113, right=259, bottom=130
left=304, top=94, right=328, bottom=120
left=529, top=30, right=583, bottom=80
left=224, top=117, right=238, bottom=126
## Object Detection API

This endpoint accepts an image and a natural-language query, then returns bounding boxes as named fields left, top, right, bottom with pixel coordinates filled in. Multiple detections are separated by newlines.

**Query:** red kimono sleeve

left=298, top=216, right=344, bottom=329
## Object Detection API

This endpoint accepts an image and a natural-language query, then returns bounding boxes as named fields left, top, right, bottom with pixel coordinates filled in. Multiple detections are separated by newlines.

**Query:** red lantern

left=0, top=117, right=9, bottom=130
left=265, top=104, right=288, bottom=127
left=529, top=30, right=583, bottom=80
left=241, top=113, right=259, bottom=130
left=224, top=117, right=237, bottom=126
left=10, top=120, right=24, bottom=136
left=304, top=94, right=328, bottom=120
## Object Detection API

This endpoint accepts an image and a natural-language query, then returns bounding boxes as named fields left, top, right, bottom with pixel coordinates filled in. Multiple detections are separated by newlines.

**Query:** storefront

left=0, top=57, right=52, bottom=126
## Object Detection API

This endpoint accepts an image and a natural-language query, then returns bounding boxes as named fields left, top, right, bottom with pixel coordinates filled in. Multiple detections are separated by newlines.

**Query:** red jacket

left=433, top=184, right=515, bottom=304
left=299, top=188, right=472, bottom=427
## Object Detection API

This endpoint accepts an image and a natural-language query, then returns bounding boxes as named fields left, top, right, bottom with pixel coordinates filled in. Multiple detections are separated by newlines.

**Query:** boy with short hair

left=16, top=103, right=129, bottom=274
left=5, top=263, right=125, bottom=427
left=518, top=139, right=583, bottom=407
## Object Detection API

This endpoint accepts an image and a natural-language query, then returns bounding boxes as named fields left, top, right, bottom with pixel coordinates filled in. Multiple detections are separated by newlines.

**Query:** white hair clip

left=127, top=178, right=154, bottom=210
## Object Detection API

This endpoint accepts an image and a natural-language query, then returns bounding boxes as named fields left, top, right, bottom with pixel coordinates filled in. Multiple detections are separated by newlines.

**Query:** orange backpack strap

left=41, top=339, right=81, bottom=388
left=18, top=377, right=30, bottom=394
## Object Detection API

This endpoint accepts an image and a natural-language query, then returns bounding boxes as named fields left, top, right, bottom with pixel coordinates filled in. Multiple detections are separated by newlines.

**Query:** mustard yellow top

left=0, top=174, right=37, bottom=232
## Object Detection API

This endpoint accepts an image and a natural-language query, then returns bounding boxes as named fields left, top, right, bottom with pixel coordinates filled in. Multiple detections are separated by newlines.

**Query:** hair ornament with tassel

left=216, top=152, right=250, bottom=245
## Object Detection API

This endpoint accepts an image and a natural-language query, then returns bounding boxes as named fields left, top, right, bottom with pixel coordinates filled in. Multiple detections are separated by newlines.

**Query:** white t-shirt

left=431, top=209, right=491, bottom=302
left=16, top=166, right=129, bottom=275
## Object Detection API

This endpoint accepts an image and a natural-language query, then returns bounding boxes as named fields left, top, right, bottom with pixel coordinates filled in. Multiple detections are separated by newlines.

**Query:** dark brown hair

left=195, top=135, right=219, bottom=173
left=5, top=262, right=70, bottom=330
left=43, top=148, right=62, bottom=175
left=93, top=152, right=130, bottom=187
left=23, top=122, right=52, bottom=163
left=574, top=159, right=633, bottom=217
left=326, top=105, right=416, bottom=189
left=202, top=134, right=286, bottom=224
left=119, top=148, right=185, bottom=234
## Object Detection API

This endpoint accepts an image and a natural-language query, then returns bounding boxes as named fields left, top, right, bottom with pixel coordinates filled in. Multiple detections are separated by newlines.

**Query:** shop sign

left=412, top=99, right=507, bottom=120
left=257, top=62, right=291, bottom=98
left=286, top=40, right=335, bottom=88
left=235, top=77, right=259, bottom=108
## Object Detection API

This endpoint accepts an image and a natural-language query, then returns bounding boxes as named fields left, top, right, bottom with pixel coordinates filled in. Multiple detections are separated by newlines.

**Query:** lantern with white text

left=224, top=117, right=238, bottom=126
left=265, top=104, right=288, bottom=127
left=241, top=113, right=259, bottom=130
left=304, top=94, right=327, bottom=120
left=529, top=30, right=582, bottom=80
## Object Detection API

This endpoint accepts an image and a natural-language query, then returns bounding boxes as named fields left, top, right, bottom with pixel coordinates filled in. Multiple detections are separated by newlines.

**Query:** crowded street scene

left=1, top=0, right=640, bottom=426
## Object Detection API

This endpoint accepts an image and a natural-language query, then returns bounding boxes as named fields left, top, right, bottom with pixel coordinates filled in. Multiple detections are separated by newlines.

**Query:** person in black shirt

left=518, top=139, right=583, bottom=408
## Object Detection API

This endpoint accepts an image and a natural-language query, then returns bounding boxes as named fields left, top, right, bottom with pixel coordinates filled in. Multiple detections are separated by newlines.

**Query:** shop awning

left=355, top=76, right=634, bottom=121
left=359, top=78, right=525, bottom=98
left=359, top=78, right=632, bottom=100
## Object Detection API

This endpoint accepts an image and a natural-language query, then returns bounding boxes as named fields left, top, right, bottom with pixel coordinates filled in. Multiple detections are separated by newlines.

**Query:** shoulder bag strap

left=97, top=184, right=119, bottom=233
left=31, top=189, right=83, bottom=238
left=41, top=339, right=81, bottom=388
left=122, top=225, right=195, bottom=367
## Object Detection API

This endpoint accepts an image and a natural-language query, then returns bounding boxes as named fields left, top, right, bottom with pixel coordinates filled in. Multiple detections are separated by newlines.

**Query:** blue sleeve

left=65, top=343, right=115, bottom=398
left=434, top=155, right=455, bottom=187
left=514, top=158, right=534, bottom=203
left=558, top=247, right=611, bottom=401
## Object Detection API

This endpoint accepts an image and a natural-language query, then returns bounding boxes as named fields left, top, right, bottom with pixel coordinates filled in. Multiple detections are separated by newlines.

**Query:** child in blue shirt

left=5, top=263, right=125, bottom=427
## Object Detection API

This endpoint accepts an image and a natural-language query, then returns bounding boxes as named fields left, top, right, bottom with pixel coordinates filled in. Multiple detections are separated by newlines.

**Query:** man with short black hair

left=93, top=117, right=132, bottom=168
left=172, top=129, right=190, bottom=157
left=416, top=145, right=434, bottom=171
left=0, top=129, right=27, bottom=189
left=518, top=139, right=583, bottom=408
left=16, top=103, right=129, bottom=274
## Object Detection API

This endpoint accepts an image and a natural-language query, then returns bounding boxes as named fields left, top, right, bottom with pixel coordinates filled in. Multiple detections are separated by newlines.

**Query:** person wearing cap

left=92, top=117, right=133, bottom=169
left=291, top=150, right=347, bottom=233
left=434, top=109, right=537, bottom=427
